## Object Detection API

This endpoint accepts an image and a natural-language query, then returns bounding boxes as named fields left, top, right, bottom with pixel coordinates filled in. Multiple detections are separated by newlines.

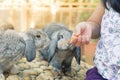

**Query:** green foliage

left=70, top=10, right=93, bottom=29
left=79, top=10, right=93, bottom=21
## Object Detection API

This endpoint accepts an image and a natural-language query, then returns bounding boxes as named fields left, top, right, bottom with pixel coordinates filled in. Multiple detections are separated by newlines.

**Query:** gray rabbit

left=40, top=23, right=81, bottom=73
left=0, top=28, right=50, bottom=80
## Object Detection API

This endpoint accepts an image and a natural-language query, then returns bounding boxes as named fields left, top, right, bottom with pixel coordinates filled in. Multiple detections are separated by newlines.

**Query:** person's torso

left=94, top=7, right=120, bottom=80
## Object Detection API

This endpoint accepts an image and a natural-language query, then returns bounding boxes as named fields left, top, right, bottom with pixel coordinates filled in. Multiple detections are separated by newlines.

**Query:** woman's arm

left=87, top=1, right=105, bottom=39
left=70, top=2, right=105, bottom=46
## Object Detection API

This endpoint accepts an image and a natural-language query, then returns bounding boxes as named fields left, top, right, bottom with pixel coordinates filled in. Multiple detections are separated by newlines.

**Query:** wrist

left=86, top=21, right=101, bottom=39
left=86, top=21, right=100, bottom=27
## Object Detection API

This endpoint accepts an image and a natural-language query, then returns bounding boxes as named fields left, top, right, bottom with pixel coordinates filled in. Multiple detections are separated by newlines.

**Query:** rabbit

left=0, top=22, right=14, bottom=31
left=40, top=23, right=81, bottom=73
left=0, top=28, right=50, bottom=80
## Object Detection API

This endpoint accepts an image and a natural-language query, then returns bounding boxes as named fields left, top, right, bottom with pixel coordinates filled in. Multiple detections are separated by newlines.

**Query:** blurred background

left=0, top=0, right=99, bottom=66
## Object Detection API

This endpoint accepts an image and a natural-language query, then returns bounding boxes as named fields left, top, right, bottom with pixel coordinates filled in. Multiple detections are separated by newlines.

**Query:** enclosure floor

left=5, top=52, right=92, bottom=80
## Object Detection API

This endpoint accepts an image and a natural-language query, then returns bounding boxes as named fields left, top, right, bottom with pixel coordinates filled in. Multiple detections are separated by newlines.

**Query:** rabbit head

left=24, top=28, right=50, bottom=62
left=51, top=29, right=74, bottom=50
left=26, top=28, right=50, bottom=49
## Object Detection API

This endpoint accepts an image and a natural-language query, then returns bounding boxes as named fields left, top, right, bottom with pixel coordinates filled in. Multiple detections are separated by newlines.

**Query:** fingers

left=70, top=22, right=92, bottom=47
left=70, top=34, right=90, bottom=47
left=77, top=35, right=90, bottom=46
left=74, top=22, right=87, bottom=35
left=75, top=27, right=81, bottom=35
left=81, top=35, right=90, bottom=45
left=70, top=33, right=78, bottom=44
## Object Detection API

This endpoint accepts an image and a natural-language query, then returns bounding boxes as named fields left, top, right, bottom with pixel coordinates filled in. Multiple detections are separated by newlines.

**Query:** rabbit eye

left=36, top=35, right=41, bottom=38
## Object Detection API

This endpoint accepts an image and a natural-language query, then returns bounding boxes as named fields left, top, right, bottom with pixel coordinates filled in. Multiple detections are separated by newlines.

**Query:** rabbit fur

left=0, top=28, right=50, bottom=80
left=40, top=23, right=81, bottom=73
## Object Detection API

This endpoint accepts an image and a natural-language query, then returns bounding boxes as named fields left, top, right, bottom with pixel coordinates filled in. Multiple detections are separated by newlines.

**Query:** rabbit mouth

left=57, top=43, right=74, bottom=50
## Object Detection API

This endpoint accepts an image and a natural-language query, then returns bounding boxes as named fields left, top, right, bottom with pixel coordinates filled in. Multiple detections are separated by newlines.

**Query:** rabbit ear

left=48, top=38, right=58, bottom=62
left=74, top=47, right=81, bottom=64
left=25, top=39, right=36, bottom=62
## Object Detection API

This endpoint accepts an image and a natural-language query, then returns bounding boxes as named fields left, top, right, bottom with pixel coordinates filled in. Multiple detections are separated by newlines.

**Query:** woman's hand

left=70, top=22, right=92, bottom=47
